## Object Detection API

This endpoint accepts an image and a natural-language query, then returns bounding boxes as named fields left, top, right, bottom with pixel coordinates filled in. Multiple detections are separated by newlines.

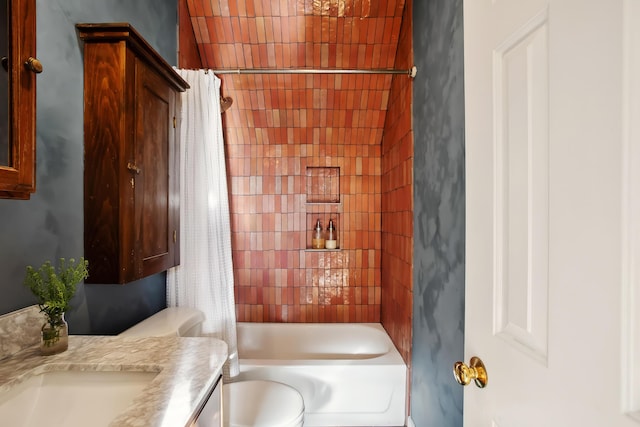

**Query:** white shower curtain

left=167, top=69, right=238, bottom=378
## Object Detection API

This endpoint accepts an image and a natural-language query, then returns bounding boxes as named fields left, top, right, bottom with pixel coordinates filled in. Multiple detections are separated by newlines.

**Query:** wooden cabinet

left=77, top=23, right=189, bottom=284
left=0, top=0, right=38, bottom=199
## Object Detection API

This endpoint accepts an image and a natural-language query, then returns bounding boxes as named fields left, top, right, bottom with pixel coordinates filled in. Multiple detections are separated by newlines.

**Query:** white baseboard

left=406, top=415, right=416, bottom=427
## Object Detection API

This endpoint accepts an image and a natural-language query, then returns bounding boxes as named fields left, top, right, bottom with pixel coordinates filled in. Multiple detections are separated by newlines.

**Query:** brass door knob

left=453, top=356, right=488, bottom=388
left=24, top=57, right=43, bottom=73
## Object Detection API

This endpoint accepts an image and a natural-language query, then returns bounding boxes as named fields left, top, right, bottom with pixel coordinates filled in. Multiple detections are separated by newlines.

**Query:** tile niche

left=306, top=166, right=341, bottom=251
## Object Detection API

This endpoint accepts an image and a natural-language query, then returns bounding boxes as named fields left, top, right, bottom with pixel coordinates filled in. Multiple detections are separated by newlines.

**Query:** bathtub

left=234, top=322, right=407, bottom=427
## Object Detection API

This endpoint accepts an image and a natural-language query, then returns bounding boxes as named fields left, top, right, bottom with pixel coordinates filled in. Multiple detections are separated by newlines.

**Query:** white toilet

left=120, top=307, right=305, bottom=427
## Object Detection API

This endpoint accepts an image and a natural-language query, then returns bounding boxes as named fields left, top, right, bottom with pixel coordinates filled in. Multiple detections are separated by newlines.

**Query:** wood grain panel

left=79, top=23, right=187, bottom=284
left=0, top=0, right=37, bottom=198
left=83, top=42, right=127, bottom=284
left=135, top=58, right=178, bottom=278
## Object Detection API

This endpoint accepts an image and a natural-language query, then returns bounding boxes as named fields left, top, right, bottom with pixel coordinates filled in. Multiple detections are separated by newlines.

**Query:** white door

left=464, top=0, right=640, bottom=425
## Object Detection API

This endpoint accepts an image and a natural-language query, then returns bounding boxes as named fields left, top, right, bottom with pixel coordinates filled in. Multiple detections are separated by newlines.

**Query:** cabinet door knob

left=24, top=57, right=43, bottom=73
left=127, top=162, right=141, bottom=174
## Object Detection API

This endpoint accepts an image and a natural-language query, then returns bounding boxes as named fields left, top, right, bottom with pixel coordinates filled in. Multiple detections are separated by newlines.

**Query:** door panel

left=135, top=57, right=179, bottom=278
left=464, top=0, right=639, bottom=425
left=492, top=9, right=549, bottom=365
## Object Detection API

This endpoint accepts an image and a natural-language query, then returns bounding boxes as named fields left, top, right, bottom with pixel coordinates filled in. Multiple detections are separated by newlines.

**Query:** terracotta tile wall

left=381, top=0, right=413, bottom=363
left=223, top=73, right=388, bottom=322
left=179, top=0, right=410, bottom=323
left=178, top=0, right=203, bottom=68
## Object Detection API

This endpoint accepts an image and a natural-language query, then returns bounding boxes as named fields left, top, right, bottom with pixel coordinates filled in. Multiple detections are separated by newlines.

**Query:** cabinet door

left=191, top=376, right=222, bottom=427
left=134, top=58, right=179, bottom=278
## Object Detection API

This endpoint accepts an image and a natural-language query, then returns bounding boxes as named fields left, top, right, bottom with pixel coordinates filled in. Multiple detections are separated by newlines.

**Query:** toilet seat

left=224, top=380, right=304, bottom=427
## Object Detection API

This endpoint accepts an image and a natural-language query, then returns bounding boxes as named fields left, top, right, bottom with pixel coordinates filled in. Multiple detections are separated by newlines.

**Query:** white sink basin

left=0, top=370, right=158, bottom=427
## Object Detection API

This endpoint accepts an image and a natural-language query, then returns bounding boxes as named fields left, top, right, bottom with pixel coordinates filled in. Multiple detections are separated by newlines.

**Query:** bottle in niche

left=312, top=218, right=325, bottom=249
left=325, top=219, right=337, bottom=249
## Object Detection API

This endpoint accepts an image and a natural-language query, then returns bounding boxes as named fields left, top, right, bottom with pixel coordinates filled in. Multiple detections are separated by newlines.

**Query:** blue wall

left=412, top=0, right=465, bottom=425
left=0, top=0, right=176, bottom=334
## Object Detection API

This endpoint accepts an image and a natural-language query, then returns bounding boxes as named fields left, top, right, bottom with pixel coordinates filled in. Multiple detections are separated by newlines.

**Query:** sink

left=0, top=369, right=158, bottom=427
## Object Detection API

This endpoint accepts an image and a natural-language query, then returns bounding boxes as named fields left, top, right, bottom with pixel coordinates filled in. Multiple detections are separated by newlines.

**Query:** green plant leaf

left=23, top=257, right=89, bottom=327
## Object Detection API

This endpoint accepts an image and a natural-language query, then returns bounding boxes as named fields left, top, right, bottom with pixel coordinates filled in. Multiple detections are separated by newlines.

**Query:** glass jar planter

left=40, top=313, right=68, bottom=355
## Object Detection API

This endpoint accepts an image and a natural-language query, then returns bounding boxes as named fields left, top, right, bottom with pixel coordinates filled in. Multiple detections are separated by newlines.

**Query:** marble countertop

left=0, top=335, right=228, bottom=427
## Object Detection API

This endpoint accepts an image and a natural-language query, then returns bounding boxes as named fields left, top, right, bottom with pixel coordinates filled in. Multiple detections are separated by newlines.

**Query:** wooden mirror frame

left=0, top=0, right=36, bottom=199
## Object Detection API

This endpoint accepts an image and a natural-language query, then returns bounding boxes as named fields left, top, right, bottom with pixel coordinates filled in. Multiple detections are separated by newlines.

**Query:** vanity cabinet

left=77, top=23, right=189, bottom=284
left=191, top=375, right=223, bottom=427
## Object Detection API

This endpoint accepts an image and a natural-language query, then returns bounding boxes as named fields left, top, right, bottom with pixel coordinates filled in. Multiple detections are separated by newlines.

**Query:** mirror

left=0, top=0, right=38, bottom=199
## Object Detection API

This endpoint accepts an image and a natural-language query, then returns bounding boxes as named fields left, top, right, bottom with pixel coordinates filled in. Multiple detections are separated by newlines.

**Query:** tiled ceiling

left=185, top=0, right=408, bottom=146
left=187, top=0, right=406, bottom=70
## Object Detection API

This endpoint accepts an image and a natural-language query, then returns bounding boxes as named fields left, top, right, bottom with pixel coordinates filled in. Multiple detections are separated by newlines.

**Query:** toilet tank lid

left=119, top=307, right=205, bottom=337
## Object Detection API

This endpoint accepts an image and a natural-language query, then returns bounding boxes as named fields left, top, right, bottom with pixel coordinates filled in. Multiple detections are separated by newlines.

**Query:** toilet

left=120, top=307, right=305, bottom=427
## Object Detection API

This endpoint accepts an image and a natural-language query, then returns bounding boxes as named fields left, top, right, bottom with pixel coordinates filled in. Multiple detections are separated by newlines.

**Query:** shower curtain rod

left=208, top=66, right=417, bottom=77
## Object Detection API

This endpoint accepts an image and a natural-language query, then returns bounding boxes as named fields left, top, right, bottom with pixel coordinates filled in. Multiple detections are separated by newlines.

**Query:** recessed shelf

left=306, top=166, right=340, bottom=203
left=305, top=213, right=340, bottom=250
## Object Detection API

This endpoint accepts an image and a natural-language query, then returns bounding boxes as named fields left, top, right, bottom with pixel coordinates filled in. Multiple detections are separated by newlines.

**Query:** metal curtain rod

left=210, top=66, right=417, bottom=77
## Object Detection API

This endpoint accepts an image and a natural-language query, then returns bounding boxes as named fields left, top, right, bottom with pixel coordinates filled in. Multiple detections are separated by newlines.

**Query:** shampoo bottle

left=312, top=219, right=325, bottom=249
left=325, top=219, right=337, bottom=249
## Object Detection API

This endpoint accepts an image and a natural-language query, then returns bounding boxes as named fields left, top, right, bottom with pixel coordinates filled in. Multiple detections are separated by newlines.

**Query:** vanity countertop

left=0, top=335, right=228, bottom=427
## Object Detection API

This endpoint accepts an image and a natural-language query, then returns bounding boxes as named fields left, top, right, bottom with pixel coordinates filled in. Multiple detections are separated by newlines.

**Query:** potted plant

left=23, top=257, right=89, bottom=355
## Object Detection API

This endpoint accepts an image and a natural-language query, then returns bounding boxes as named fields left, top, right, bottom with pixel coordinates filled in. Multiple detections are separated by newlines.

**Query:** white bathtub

left=234, top=322, right=407, bottom=427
